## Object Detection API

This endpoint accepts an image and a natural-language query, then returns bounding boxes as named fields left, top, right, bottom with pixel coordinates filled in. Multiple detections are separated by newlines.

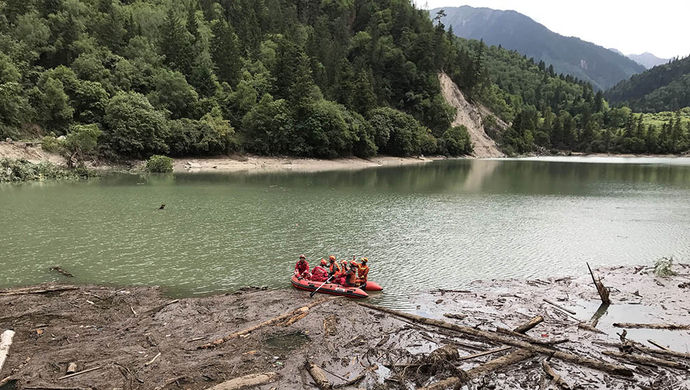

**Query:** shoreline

left=171, top=155, right=450, bottom=174
left=2, top=264, right=688, bottom=389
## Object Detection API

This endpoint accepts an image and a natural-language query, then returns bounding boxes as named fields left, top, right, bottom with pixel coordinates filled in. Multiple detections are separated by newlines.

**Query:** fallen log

left=602, top=350, right=688, bottom=370
left=578, top=322, right=606, bottom=335
left=205, top=372, right=280, bottom=390
left=587, top=263, right=610, bottom=304
left=466, top=349, right=534, bottom=378
left=357, top=302, right=633, bottom=377
left=513, top=315, right=543, bottom=334
left=495, top=327, right=567, bottom=345
left=457, top=346, right=512, bottom=362
left=0, top=330, right=15, bottom=375
left=443, top=313, right=466, bottom=320
left=543, top=299, right=577, bottom=315
left=0, top=286, right=79, bottom=296
left=200, top=297, right=336, bottom=348
left=613, top=322, right=690, bottom=330
left=593, top=340, right=690, bottom=360
left=647, top=340, right=670, bottom=351
left=305, top=361, right=332, bottom=390
left=58, top=366, right=102, bottom=380
left=542, top=359, right=571, bottom=389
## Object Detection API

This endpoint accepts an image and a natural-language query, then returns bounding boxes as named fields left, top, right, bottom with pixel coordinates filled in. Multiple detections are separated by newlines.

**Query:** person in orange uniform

left=294, top=254, right=311, bottom=279
left=355, top=257, right=370, bottom=287
left=327, top=255, right=345, bottom=284
left=343, top=264, right=359, bottom=287
left=311, top=259, right=329, bottom=282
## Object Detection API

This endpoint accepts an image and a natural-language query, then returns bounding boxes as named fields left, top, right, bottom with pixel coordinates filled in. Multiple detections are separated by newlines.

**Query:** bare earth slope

left=439, top=73, right=505, bottom=158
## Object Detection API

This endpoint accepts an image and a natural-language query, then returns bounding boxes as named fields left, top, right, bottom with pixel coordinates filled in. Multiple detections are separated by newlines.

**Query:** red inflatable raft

left=291, top=276, right=370, bottom=298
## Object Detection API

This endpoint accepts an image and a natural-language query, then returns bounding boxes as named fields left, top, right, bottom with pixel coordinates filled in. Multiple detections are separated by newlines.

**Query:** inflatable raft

left=291, top=276, right=370, bottom=298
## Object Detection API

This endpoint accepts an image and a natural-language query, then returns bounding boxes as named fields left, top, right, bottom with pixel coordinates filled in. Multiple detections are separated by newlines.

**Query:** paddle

left=310, top=275, right=334, bottom=298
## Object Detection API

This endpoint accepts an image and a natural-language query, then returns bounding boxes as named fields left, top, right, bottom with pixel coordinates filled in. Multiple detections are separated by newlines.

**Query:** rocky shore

left=1, top=264, right=689, bottom=389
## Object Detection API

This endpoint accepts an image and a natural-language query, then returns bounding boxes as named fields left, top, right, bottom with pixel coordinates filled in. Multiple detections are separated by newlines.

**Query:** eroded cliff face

left=439, top=73, right=505, bottom=158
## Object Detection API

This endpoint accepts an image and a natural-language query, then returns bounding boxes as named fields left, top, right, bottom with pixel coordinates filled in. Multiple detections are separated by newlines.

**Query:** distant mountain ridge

left=432, top=6, right=645, bottom=90
left=605, top=55, right=690, bottom=112
left=628, top=52, right=670, bottom=69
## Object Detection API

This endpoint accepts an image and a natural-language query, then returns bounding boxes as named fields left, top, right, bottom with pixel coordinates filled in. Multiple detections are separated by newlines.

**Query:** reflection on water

left=1, top=158, right=689, bottom=307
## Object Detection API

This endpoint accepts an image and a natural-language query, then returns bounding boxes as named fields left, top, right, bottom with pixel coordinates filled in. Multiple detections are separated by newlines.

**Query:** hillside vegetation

left=444, top=34, right=690, bottom=155
left=0, top=0, right=475, bottom=160
left=0, top=0, right=686, bottom=163
left=434, top=6, right=645, bottom=91
left=605, top=56, right=690, bottom=113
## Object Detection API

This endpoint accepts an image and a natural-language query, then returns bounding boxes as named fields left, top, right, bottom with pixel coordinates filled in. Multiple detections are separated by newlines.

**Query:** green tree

left=103, top=91, right=169, bottom=158
left=64, top=124, right=102, bottom=165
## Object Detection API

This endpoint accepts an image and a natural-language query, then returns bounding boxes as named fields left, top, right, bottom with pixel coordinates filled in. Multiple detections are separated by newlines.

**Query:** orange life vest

left=328, top=261, right=341, bottom=276
left=357, top=264, right=369, bottom=281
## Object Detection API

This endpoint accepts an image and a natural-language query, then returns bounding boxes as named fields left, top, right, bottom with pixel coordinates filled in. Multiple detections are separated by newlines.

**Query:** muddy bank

left=1, top=264, right=689, bottom=389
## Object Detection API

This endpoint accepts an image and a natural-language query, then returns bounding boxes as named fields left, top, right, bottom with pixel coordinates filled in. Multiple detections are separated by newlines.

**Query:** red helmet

left=320, top=259, right=327, bottom=266
left=299, top=254, right=306, bottom=260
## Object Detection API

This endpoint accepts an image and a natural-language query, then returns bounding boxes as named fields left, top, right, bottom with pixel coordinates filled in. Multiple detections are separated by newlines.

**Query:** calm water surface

left=1, top=158, right=689, bottom=307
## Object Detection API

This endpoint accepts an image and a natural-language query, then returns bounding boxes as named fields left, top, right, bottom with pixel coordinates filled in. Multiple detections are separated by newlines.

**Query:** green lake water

left=1, top=157, right=689, bottom=307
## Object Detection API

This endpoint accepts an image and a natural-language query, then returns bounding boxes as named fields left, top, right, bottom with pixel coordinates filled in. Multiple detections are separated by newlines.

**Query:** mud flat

left=1, top=264, right=689, bottom=389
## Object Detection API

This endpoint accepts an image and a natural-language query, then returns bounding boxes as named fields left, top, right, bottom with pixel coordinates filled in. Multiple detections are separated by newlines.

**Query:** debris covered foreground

left=1, top=264, right=689, bottom=389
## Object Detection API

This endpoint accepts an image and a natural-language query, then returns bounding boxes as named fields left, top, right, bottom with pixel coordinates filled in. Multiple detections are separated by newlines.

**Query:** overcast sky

left=417, top=0, right=690, bottom=58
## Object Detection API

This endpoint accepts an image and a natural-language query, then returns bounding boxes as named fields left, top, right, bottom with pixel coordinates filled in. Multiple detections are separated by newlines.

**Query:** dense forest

left=0, top=0, right=472, bottom=161
left=0, top=0, right=687, bottom=162
left=605, top=55, right=690, bottom=113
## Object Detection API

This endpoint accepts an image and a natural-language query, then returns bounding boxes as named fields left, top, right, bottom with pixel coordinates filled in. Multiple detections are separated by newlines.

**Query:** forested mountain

left=628, top=53, right=670, bottom=70
left=0, top=0, right=473, bottom=160
left=443, top=34, right=689, bottom=155
left=0, top=0, right=686, bottom=162
left=432, top=6, right=645, bottom=91
left=605, top=56, right=690, bottom=112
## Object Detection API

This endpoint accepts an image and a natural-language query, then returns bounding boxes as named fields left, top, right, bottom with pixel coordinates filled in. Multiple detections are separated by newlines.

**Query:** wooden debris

left=467, top=349, right=534, bottom=378
left=443, top=313, right=467, bottom=320
left=323, top=315, right=337, bottom=337
left=205, top=372, right=279, bottom=390
left=66, top=362, right=78, bottom=374
left=58, top=366, right=102, bottom=380
left=146, top=299, right=180, bottom=315
left=0, top=286, right=79, bottom=296
left=200, top=297, right=336, bottom=349
left=420, top=350, right=533, bottom=390
left=332, top=365, right=376, bottom=389
left=0, top=330, right=15, bottom=374
left=304, top=361, right=332, bottom=390
left=632, top=344, right=690, bottom=360
left=23, top=386, right=92, bottom=390
left=613, top=322, right=690, bottom=330
left=587, top=263, right=610, bottom=304
left=602, top=350, right=688, bottom=370
left=577, top=322, right=606, bottom=335
left=144, top=352, right=161, bottom=367
left=647, top=339, right=670, bottom=351
left=457, top=346, right=512, bottom=361
left=512, top=315, right=543, bottom=334
left=358, top=302, right=633, bottom=377
left=50, top=266, right=74, bottom=278
left=542, top=359, right=571, bottom=389
left=543, top=299, right=577, bottom=315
